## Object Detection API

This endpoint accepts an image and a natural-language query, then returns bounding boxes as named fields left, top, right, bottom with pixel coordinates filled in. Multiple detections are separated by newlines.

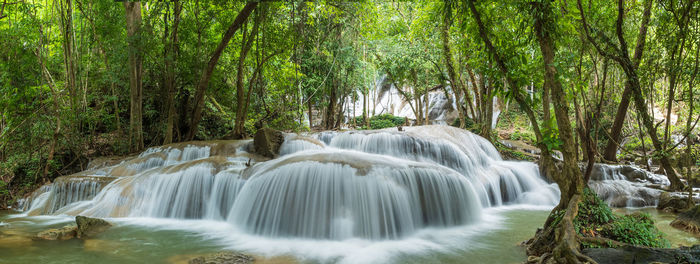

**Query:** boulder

left=75, top=215, right=112, bottom=238
left=253, top=128, right=284, bottom=158
left=671, top=205, right=700, bottom=235
left=36, top=225, right=77, bottom=240
left=583, top=245, right=700, bottom=264
left=188, top=251, right=254, bottom=264
left=658, top=192, right=692, bottom=213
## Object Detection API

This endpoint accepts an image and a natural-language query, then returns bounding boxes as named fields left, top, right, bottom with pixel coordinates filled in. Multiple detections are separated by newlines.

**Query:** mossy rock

left=253, top=128, right=284, bottom=158
left=36, top=225, right=77, bottom=240
left=188, top=251, right=254, bottom=264
left=75, top=215, right=112, bottom=238
left=658, top=192, right=692, bottom=213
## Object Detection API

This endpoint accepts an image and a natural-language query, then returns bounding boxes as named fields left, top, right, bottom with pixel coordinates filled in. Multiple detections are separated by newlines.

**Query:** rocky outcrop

left=188, top=251, right=254, bottom=264
left=658, top=192, right=693, bottom=213
left=36, top=225, right=77, bottom=240
left=253, top=128, right=284, bottom=158
left=75, top=215, right=112, bottom=238
left=671, top=205, right=700, bottom=235
left=583, top=245, right=700, bottom=264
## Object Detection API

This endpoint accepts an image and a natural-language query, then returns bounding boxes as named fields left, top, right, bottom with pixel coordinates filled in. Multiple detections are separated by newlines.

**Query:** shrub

left=555, top=188, right=670, bottom=248
left=354, top=114, right=406, bottom=129
left=600, top=213, right=670, bottom=248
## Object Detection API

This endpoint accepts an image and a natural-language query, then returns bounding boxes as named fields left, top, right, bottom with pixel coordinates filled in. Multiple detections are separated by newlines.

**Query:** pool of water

left=1, top=207, right=696, bottom=264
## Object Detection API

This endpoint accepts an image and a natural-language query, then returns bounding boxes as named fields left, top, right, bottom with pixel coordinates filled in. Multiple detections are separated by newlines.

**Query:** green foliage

left=572, top=188, right=670, bottom=248
left=576, top=188, right=614, bottom=227
left=493, top=140, right=535, bottom=161
left=509, top=129, right=536, bottom=143
left=354, top=114, right=406, bottom=130
left=600, top=213, right=670, bottom=248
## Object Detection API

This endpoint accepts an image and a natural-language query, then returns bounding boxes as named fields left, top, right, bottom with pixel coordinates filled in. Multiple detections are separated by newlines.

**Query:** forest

left=0, top=0, right=699, bottom=264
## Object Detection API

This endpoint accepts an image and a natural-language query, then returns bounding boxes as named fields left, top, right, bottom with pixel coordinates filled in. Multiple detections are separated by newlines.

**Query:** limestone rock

left=671, top=205, right=700, bottom=236
left=188, top=251, right=254, bottom=264
left=583, top=245, right=700, bottom=264
left=76, top=215, right=112, bottom=238
left=657, top=192, right=692, bottom=213
left=36, top=225, right=77, bottom=240
left=253, top=128, right=284, bottom=158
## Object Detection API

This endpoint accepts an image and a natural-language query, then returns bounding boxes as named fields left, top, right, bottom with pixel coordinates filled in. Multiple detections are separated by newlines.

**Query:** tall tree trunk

left=582, top=0, right=685, bottom=190
left=59, top=0, right=78, bottom=119
left=124, top=1, right=144, bottom=152
left=308, top=99, right=313, bottom=129
left=232, top=10, right=261, bottom=139
left=466, top=0, right=555, bottom=182
left=163, top=0, right=182, bottom=145
left=480, top=75, right=493, bottom=139
left=440, top=8, right=474, bottom=127
left=601, top=0, right=652, bottom=162
left=326, top=78, right=337, bottom=129
left=526, top=2, right=592, bottom=262
left=187, top=2, right=258, bottom=140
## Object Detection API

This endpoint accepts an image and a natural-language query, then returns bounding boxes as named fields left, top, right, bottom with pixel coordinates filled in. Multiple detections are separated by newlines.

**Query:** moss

left=493, top=141, right=535, bottom=161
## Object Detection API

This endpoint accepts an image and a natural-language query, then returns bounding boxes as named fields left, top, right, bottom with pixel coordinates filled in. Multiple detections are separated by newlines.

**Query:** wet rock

left=36, top=225, right=77, bottom=240
left=583, top=245, right=700, bottom=264
left=253, top=128, right=284, bottom=158
left=75, top=215, right=112, bottom=238
left=658, top=192, right=692, bottom=213
left=587, top=163, right=668, bottom=184
left=188, top=251, right=254, bottom=264
left=671, top=205, right=700, bottom=235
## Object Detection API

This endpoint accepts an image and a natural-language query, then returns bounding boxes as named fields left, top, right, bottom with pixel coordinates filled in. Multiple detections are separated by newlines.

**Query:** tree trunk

left=59, top=0, right=78, bottom=118
left=526, top=2, right=591, bottom=262
left=610, top=0, right=685, bottom=190
left=440, top=9, right=473, bottom=128
left=326, top=78, right=337, bottom=129
left=232, top=11, right=261, bottom=139
left=466, top=0, right=555, bottom=182
left=187, top=2, right=258, bottom=140
left=124, top=1, right=144, bottom=152
left=163, top=0, right=182, bottom=145
left=601, top=0, right=652, bottom=162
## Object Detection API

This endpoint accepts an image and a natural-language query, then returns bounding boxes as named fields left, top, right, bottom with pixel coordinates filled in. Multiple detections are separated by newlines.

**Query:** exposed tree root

left=526, top=195, right=597, bottom=264
left=578, top=236, right=629, bottom=248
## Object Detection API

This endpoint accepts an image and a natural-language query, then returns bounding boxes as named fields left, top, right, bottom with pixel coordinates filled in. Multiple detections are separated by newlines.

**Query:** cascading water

left=586, top=163, right=670, bottom=207
left=23, top=125, right=559, bottom=242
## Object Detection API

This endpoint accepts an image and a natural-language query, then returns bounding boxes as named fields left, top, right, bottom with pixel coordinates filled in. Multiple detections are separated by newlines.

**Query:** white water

left=21, top=125, right=561, bottom=262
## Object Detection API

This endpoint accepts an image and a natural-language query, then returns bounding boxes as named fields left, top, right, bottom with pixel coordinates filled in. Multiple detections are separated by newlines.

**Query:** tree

left=162, top=0, right=182, bottom=145
left=124, top=1, right=144, bottom=152
left=187, top=2, right=258, bottom=141
left=579, top=0, right=686, bottom=190
left=526, top=1, right=591, bottom=262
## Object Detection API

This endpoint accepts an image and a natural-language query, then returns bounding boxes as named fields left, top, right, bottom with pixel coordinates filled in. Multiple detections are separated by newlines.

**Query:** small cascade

left=230, top=150, right=481, bottom=239
left=587, top=163, right=669, bottom=207
left=284, top=126, right=559, bottom=207
left=22, top=125, right=559, bottom=241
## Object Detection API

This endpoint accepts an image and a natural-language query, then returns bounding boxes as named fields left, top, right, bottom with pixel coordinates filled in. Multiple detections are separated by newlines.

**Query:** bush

left=354, top=114, right=406, bottom=129
left=600, top=213, right=670, bottom=248
left=573, top=188, right=670, bottom=248
left=509, top=130, right=536, bottom=143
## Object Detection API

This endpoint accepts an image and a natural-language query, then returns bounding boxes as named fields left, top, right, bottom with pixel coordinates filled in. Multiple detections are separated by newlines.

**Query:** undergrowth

left=554, top=188, right=670, bottom=248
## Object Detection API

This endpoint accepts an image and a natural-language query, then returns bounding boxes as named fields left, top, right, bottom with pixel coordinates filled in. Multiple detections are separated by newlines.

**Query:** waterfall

left=23, top=125, right=559, bottom=241
left=587, top=163, right=669, bottom=207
